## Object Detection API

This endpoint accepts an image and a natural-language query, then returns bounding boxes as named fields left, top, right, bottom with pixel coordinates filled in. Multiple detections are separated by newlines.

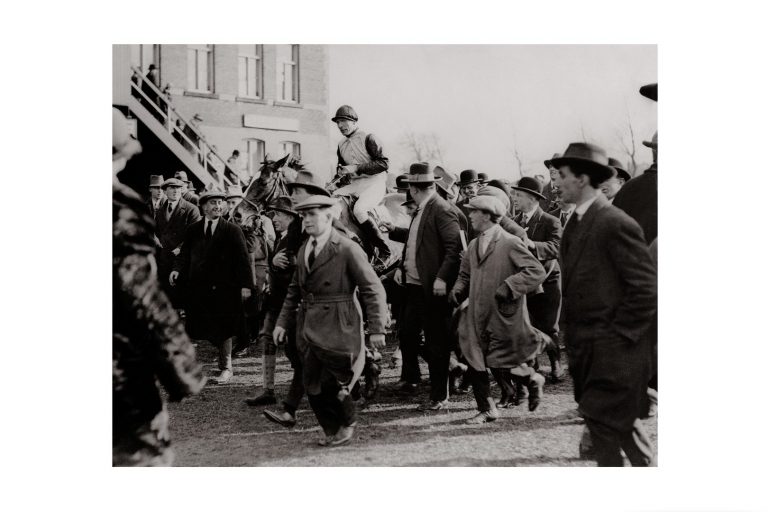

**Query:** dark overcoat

left=174, top=218, right=253, bottom=344
left=155, top=197, right=201, bottom=283
left=612, top=164, right=657, bottom=245
left=451, top=226, right=547, bottom=371
left=560, top=194, right=656, bottom=432
left=276, top=228, right=387, bottom=394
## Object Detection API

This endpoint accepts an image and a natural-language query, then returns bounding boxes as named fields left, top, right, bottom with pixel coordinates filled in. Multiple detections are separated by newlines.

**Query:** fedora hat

left=607, top=158, right=632, bottom=183
left=199, top=189, right=226, bottom=205
left=267, top=196, right=298, bottom=217
left=149, top=174, right=164, bottom=188
left=174, top=171, right=192, bottom=184
left=465, top=196, right=506, bottom=217
left=400, top=190, right=414, bottom=207
left=161, top=177, right=185, bottom=189
left=477, top=172, right=489, bottom=184
left=639, top=83, right=657, bottom=102
left=226, top=185, right=243, bottom=199
left=457, top=169, right=479, bottom=186
left=544, top=152, right=561, bottom=168
left=643, top=131, right=658, bottom=149
left=549, top=143, right=614, bottom=184
left=286, top=170, right=330, bottom=197
left=331, top=105, right=358, bottom=123
left=294, top=195, right=338, bottom=211
left=511, top=176, right=546, bottom=201
left=402, top=162, right=442, bottom=184
left=433, top=165, right=456, bottom=197
left=395, top=174, right=410, bottom=192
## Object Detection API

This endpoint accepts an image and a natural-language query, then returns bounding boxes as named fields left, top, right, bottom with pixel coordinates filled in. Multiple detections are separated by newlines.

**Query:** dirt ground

left=167, top=342, right=657, bottom=466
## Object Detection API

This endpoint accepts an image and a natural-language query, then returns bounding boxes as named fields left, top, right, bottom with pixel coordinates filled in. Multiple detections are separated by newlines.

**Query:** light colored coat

left=451, top=226, right=547, bottom=371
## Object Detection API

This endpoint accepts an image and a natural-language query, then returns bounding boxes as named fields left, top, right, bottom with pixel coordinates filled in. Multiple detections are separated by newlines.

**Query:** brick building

left=113, top=44, right=331, bottom=193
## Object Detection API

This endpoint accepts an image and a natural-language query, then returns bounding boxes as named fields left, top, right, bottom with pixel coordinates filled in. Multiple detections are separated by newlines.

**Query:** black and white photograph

left=111, top=43, right=658, bottom=467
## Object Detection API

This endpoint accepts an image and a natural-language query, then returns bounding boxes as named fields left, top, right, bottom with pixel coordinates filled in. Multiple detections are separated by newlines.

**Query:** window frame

left=238, top=45, right=263, bottom=99
left=187, top=44, right=214, bottom=93
left=277, top=44, right=300, bottom=103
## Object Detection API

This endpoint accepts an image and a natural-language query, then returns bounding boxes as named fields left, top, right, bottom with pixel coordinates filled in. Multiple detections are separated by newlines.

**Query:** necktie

left=168, top=202, right=173, bottom=214
left=519, top=215, right=527, bottom=229
left=205, top=220, right=212, bottom=239
left=308, top=239, right=317, bottom=268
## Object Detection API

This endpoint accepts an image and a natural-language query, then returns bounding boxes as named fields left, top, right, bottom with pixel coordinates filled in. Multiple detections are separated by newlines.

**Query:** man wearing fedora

left=552, top=142, right=657, bottom=466
left=155, top=177, right=201, bottom=307
left=247, top=197, right=306, bottom=424
left=331, top=105, right=392, bottom=264
left=170, top=190, right=253, bottom=384
left=433, top=165, right=468, bottom=234
left=512, top=177, right=565, bottom=384
left=274, top=195, right=387, bottom=446
left=613, top=132, right=657, bottom=245
left=223, top=185, right=244, bottom=222
left=387, top=163, right=462, bottom=410
left=147, top=174, right=165, bottom=220
left=174, top=171, right=199, bottom=206
left=601, top=158, right=632, bottom=204
left=450, top=195, right=548, bottom=422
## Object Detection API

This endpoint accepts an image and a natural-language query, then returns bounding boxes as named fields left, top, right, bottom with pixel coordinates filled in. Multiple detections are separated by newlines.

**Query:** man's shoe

left=263, top=409, right=297, bottom=428
left=233, top=347, right=250, bottom=358
left=317, top=435, right=334, bottom=447
left=496, top=396, right=516, bottom=408
left=465, top=410, right=499, bottom=424
left=245, top=390, right=277, bottom=406
left=394, top=382, right=418, bottom=396
left=513, top=386, right=528, bottom=406
left=214, top=369, right=233, bottom=384
left=418, top=399, right=449, bottom=411
left=528, top=373, right=545, bottom=412
left=548, top=361, right=564, bottom=383
left=330, top=425, right=355, bottom=446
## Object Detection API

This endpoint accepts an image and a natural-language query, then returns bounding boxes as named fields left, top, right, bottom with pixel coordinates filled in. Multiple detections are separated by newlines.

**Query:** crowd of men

left=113, top=81, right=658, bottom=467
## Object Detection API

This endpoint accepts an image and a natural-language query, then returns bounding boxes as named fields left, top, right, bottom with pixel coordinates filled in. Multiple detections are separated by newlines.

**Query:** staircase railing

left=129, top=66, right=236, bottom=190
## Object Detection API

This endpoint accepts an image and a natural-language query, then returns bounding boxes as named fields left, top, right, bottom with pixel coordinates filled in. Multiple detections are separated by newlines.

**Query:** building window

left=276, top=44, right=299, bottom=103
left=247, top=139, right=266, bottom=176
left=187, top=44, right=214, bottom=92
left=238, top=45, right=263, bottom=98
left=279, top=141, right=301, bottom=160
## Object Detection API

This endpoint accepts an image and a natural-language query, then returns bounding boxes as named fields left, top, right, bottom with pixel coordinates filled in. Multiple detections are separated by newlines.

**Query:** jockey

left=332, top=105, right=392, bottom=262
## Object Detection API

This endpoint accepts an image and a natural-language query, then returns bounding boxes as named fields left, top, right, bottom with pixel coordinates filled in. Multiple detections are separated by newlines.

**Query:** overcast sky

left=328, top=45, right=657, bottom=182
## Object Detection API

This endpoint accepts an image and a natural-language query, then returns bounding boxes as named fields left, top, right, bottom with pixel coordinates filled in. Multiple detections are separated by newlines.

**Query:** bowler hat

left=544, top=152, right=561, bottom=168
left=161, top=177, right=185, bottom=189
left=457, top=169, right=479, bottom=186
left=477, top=185, right=510, bottom=211
left=477, top=172, right=489, bottom=184
left=199, top=190, right=226, bottom=205
left=395, top=174, right=410, bottom=192
left=267, top=196, right=299, bottom=217
left=149, top=175, right=164, bottom=188
left=226, top=185, right=243, bottom=199
left=294, top=195, right=338, bottom=211
left=511, top=176, right=547, bottom=201
left=433, top=165, right=456, bottom=197
left=639, top=83, right=657, bottom=102
left=331, top=105, right=358, bottom=123
left=174, top=171, right=192, bottom=184
left=402, top=162, right=442, bottom=183
left=465, top=196, right=506, bottom=217
left=286, top=170, right=330, bottom=197
left=643, top=131, right=658, bottom=149
left=549, top=143, right=614, bottom=184
left=607, top=158, right=632, bottom=183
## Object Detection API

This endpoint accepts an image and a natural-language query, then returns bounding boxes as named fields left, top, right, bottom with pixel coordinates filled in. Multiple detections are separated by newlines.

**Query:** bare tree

left=615, top=108, right=639, bottom=176
left=399, top=130, right=446, bottom=163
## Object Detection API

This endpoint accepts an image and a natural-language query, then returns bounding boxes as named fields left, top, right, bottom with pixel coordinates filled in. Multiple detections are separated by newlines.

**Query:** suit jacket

left=539, top=182, right=557, bottom=212
left=276, top=229, right=387, bottom=393
left=612, top=164, right=657, bottom=245
left=560, top=194, right=656, bottom=431
left=515, top=206, right=561, bottom=283
left=266, top=221, right=305, bottom=313
left=389, top=194, right=462, bottom=294
left=174, top=218, right=253, bottom=343
left=451, top=226, right=546, bottom=371
left=155, top=197, right=201, bottom=274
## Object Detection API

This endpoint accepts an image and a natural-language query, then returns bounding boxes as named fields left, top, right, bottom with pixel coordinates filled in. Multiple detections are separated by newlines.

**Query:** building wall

left=116, top=44, right=332, bottom=182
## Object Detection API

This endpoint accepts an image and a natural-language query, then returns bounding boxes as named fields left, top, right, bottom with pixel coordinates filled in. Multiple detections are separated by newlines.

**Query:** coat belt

left=299, top=292, right=350, bottom=306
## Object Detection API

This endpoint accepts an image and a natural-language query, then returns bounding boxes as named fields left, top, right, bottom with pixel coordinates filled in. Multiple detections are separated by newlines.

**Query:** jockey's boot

left=360, top=218, right=392, bottom=262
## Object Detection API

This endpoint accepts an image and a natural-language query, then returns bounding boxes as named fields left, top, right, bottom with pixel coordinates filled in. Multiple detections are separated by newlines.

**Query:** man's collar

left=345, top=127, right=359, bottom=139
left=523, top=204, right=538, bottom=220
left=312, top=226, right=333, bottom=246
left=479, top=223, right=501, bottom=237
left=574, top=193, right=599, bottom=220
left=415, top=190, right=436, bottom=208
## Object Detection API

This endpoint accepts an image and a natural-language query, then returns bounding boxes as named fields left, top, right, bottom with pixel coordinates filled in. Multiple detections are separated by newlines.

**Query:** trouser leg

left=218, top=337, right=233, bottom=371
left=469, top=368, right=492, bottom=412
left=424, top=295, right=451, bottom=402
left=399, top=285, right=425, bottom=384
left=621, top=419, right=655, bottom=467
left=584, top=417, right=626, bottom=467
left=490, top=368, right=516, bottom=400
left=307, top=394, right=339, bottom=437
left=283, top=331, right=305, bottom=415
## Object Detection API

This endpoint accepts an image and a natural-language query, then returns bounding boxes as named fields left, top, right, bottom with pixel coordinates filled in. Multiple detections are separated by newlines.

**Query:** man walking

left=387, top=163, right=462, bottom=410
left=551, top=142, right=657, bottom=466
left=450, top=195, right=547, bottom=422
left=170, top=190, right=253, bottom=384
left=174, top=171, right=199, bottom=206
left=274, top=195, right=387, bottom=446
left=512, top=176, right=564, bottom=382
left=147, top=174, right=165, bottom=220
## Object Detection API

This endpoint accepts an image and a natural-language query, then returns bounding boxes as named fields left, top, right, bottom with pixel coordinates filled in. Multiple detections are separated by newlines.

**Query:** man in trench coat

left=274, top=195, right=387, bottom=447
left=450, top=196, right=548, bottom=423
left=170, top=190, right=253, bottom=384
left=551, top=142, right=657, bottom=466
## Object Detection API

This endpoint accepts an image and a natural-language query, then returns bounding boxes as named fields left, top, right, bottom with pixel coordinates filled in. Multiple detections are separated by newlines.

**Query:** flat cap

left=465, top=195, right=506, bottom=217
left=294, top=195, right=338, bottom=211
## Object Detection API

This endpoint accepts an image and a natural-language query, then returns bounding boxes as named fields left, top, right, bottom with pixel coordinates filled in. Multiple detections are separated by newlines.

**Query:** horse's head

left=232, top=153, right=305, bottom=226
